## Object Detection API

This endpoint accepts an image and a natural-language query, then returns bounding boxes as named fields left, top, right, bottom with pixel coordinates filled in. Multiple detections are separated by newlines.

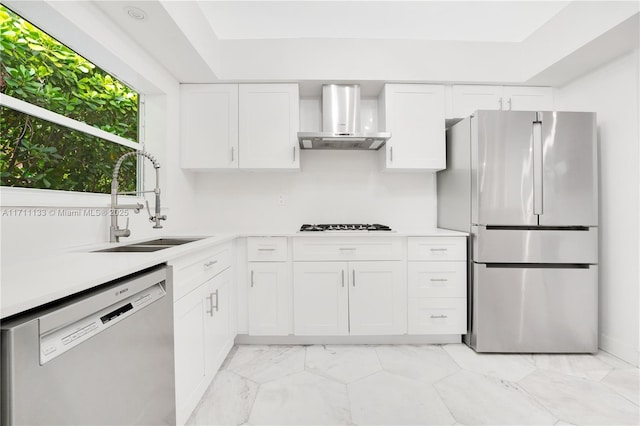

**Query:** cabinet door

left=349, top=261, right=406, bottom=335
left=239, top=84, right=299, bottom=170
left=174, top=284, right=208, bottom=424
left=248, top=262, right=290, bottom=335
left=204, top=269, right=233, bottom=377
left=180, top=84, right=239, bottom=169
left=451, top=85, right=503, bottom=118
left=502, top=86, right=553, bottom=111
left=293, top=262, right=349, bottom=336
left=381, top=84, right=445, bottom=170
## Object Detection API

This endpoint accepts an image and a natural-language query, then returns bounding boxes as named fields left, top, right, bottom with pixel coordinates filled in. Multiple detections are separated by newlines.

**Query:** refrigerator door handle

left=533, top=119, right=544, bottom=216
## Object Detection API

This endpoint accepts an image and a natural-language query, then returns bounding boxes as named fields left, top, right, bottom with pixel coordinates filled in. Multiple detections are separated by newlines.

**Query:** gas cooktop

left=299, top=224, right=393, bottom=232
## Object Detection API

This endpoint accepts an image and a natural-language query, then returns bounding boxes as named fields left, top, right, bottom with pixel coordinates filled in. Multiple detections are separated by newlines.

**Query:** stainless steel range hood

left=298, top=84, right=391, bottom=150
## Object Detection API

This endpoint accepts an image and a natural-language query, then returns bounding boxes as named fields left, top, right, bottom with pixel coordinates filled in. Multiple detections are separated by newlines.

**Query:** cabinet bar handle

left=431, top=314, right=448, bottom=319
left=430, top=248, right=448, bottom=251
left=204, top=260, right=218, bottom=267
left=390, top=146, right=393, bottom=162
left=352, top=269, right=356, bottom=287
left=430, top=278, right=448, bottom=282
left=293, top=146, right=296, bottom=162
left=498, top=97, right=503, bottom=110
left=341, top=270, right=345, bottom=287
left=251, top=270, right=255, bottom=287
left=206, top=292, right=218, bottom=316
left=257, top=248, right=276, bottom=251
left=507, top=98, right=512, bottom=110
left=231, top=146, right=235, bottom=162
left=339, top=247, right=356, bottom=251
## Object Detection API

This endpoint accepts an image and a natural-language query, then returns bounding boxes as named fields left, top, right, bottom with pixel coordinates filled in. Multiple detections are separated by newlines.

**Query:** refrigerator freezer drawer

left=472, top=226, right=597, bottom=264
left=472, top=263, right=598, bottom=353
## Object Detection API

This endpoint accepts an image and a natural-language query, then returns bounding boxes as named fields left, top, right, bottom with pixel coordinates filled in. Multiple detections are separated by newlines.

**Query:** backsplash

left=193, top=150, right=437, bottom=233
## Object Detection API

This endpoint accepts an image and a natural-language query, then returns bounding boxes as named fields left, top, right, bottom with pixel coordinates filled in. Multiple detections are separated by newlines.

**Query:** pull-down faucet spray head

left=110, top=150, right=166, bottom=242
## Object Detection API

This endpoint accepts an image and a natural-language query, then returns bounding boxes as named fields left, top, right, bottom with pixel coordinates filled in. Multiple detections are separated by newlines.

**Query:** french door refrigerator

left=438, top=110, right=598, bottom=353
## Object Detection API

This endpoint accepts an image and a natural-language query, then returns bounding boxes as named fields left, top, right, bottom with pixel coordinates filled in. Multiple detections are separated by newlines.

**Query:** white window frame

left=0, top=94, right=145, bottom=208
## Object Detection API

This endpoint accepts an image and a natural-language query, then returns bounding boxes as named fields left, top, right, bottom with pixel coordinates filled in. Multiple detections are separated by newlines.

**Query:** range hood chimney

left=298, top=84, right=391, bottom=150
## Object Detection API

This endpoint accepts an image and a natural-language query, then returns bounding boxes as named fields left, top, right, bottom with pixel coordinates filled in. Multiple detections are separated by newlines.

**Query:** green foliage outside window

left=0, top=5, right=139, bottom=193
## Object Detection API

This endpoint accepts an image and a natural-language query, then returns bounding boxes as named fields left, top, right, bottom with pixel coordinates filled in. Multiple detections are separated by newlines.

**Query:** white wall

left=0, top=1, right=197, bottom=259
left=555, top=50, right=640, bottom=365
left=192, top=150, right=437, bottom=234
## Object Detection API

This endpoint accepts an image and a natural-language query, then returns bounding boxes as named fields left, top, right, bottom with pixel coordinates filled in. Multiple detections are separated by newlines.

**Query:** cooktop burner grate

left=299, top=224, right=392, bottom=232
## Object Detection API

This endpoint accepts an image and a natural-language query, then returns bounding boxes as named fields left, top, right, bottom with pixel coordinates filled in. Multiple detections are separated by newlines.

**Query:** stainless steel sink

left=129, top=238, right=204, bottom=246
left=92, top=237, right=206, bottom=253
left=94, top=245, right=170, bottom=253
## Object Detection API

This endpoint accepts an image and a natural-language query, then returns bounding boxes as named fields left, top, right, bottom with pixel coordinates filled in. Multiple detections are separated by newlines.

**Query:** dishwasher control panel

left=39, top=283, right=166, bottom=364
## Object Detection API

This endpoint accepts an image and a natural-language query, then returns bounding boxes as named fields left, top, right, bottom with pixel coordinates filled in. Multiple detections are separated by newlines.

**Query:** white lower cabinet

left=293, top=262, right=348, bottom=336
left=247, top=262, right=291, bottom=335
left=408, top=298, right=466, bottom=334
left=407, top=236, right=467, bottom=335
left=293, top=261, right=406, bottom=336
left=172, top=243, right=235, bottom=425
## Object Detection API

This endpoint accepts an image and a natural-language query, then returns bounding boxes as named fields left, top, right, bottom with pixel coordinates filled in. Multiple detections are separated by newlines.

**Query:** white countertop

left=0, top=234, right=237, bottom=319
left=1, top=229, right=466, bottom=319
left=240, top=228, right=468, bottom=237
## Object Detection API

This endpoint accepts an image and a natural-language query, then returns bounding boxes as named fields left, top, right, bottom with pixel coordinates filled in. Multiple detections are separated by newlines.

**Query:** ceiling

left=197, top=1, right=569, bottom=42
left=56, top=1, right=640, bottom=87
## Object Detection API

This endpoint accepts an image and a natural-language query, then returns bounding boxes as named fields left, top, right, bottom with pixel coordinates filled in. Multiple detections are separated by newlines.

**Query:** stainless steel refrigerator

left=438, top=110, right=598, bottom=353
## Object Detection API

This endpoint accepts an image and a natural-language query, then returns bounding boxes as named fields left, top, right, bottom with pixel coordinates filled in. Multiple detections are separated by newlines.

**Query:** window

left=0, top=5, right=141, bottom=194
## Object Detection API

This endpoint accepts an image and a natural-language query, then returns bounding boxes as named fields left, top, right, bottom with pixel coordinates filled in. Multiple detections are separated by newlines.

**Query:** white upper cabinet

left=451, top=85, right=553, bottom=118
left=180, top=83, right=299, bottom=170
left=450, top=85, right=503, bottom=118
left=502, top=86, right=554, bottom=111
left=180, top=84, right=239, bottom=169
left=239, top=84, right=300, bottom=170
left=378, top=84, right=446, bottom=171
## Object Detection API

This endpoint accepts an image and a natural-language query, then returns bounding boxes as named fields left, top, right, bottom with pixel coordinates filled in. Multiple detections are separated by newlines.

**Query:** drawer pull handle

left=257, top=248, right=277, bottom=251
left=251, top=270, right=255, bottom=287
left=430, top=278, right=448, bottom=282
left=339, top=247, right=356, bottom=251
left=341, top=270, right=345, bottom=287
left=352, top=269, right=356, bottom=287
left=430, top=248, right=448, bottom=252
left=430, top=314, right=448, bottom=319
left=204, top=260, right=218, bottom=267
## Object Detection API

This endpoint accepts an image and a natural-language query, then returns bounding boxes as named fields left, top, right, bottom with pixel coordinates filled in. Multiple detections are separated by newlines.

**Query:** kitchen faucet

left=110, top=150, right=166, bottom=242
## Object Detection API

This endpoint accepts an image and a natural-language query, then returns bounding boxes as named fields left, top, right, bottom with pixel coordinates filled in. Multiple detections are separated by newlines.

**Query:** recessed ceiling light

left=124, top=6, right=147, bottom=21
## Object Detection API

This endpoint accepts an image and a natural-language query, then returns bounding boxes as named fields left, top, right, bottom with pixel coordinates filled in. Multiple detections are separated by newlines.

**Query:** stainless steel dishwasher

left=1, top=265, right=176, bottom=426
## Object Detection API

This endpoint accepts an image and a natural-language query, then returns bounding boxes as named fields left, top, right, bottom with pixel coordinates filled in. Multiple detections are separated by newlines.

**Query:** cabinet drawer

left=408, top=237, right=466, bottom=261
left=172, top=243, right=232, bottom=300
left=247, top=237, right=287, bottom=261
left=408, top=298, right=466, bottom=335
left=293, top=237, right=402, bottom=261
left=408, top=262, right=466, bottom=298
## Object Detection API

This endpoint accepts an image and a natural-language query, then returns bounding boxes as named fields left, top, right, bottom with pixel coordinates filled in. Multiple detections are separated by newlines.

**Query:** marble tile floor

left=186, top=344, right=639, bottom=426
